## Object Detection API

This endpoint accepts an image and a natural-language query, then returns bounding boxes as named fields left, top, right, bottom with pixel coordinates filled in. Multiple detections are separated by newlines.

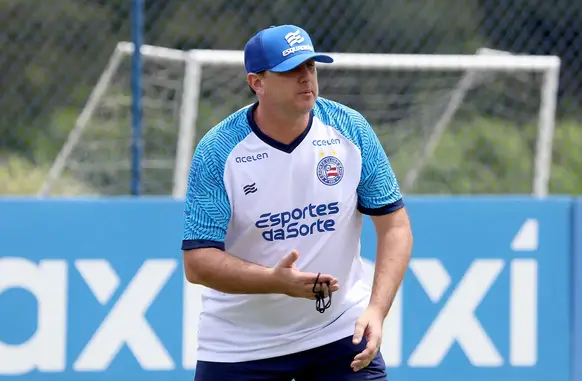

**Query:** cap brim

left=270, top=53, right=334, bottom=73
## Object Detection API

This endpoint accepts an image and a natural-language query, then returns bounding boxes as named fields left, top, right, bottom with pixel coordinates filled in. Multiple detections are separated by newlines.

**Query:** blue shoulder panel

left=313, top=98, right=404, bottom=215
left=182, top=108, right=252, bottom=250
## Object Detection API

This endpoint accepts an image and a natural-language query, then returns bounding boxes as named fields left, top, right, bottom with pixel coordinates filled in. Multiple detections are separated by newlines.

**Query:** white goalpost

left=400, top=46, right=558, bottom=194
left=37, top=42, right=560, bottom=198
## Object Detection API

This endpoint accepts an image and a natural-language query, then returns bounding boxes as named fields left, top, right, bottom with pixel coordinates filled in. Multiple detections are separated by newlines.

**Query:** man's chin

left=296, top=95, right=316, bottom=112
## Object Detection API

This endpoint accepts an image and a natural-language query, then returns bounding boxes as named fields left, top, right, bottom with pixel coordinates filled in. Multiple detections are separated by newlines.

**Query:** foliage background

left=0, top=0, right=580, bottom=195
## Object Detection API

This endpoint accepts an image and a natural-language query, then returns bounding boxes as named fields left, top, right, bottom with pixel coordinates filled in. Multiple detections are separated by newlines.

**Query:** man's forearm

left=184, top=248, right=279, bottom=294
left=369, top=224, right=412, bottom=318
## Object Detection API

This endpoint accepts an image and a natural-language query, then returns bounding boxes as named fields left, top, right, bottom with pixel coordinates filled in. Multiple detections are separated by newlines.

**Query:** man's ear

left=247, top=72, right=264, bottom=95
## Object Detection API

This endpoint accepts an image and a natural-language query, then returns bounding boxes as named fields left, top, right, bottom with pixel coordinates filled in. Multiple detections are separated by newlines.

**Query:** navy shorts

left=193, top=335, right=387, bottom=380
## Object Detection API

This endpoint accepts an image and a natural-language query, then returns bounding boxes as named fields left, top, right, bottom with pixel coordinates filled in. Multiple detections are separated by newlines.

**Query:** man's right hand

left=272, top=250, right=339, bottom=300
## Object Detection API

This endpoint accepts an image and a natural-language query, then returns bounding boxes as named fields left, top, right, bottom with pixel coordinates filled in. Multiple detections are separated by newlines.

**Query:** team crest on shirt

left=316, top=156, right=344, bottom=186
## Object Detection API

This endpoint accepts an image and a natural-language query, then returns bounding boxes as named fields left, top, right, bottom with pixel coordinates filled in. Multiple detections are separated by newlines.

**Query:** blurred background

left=1, top=0, right=580, bottom=197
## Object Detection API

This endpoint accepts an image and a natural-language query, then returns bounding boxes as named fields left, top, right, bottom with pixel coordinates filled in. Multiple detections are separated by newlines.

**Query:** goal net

left=38, top=42, right=560, bottom=198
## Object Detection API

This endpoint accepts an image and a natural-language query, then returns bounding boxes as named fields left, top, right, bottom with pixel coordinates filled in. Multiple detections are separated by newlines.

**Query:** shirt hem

left=195, top=298, right=368, bottom=363
left=197, top=325, right=358, bottom=363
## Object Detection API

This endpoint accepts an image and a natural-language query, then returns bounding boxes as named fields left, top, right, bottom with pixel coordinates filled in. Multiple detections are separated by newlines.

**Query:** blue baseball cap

left=244, top=25, right=334, bottom=74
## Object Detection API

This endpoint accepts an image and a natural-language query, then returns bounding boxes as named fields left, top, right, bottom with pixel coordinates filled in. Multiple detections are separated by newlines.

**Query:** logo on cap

left=282, top=30, right=314, bottom=57
left=285, top=30, right=305, bottom=47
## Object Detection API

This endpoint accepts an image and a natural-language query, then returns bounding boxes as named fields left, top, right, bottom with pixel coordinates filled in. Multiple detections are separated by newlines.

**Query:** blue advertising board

left=0, top=197, right=574, bottom=381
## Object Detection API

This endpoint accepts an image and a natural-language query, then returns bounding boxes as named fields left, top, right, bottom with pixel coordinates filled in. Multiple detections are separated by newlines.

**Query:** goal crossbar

left=117, top=41, right=560, bottom=71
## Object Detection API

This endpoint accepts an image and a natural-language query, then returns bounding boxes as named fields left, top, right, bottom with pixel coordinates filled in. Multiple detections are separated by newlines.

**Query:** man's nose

left=297, top=64, right=310, bottom=80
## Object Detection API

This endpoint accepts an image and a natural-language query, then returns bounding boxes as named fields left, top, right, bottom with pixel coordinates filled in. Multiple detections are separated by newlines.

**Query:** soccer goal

left=37, top=42, right=560, bottom=198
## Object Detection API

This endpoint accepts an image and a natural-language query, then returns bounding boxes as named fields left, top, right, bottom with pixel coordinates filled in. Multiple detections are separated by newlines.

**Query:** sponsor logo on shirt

left=255, top=202, right=339, bottom=241
left=235, top=152, right=268, bottom=163
left=312, top=138, right=340, bottom=146
left=242, top=183, right=258, bottom=195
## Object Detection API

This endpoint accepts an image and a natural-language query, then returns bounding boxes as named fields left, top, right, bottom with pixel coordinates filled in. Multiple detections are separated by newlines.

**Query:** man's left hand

left=351, top=306, right=384, bottom=372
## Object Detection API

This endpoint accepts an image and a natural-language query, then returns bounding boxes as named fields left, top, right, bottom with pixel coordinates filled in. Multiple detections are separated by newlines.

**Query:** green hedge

left=2, top=115, right=579, bottom=196
left=388, top=118, right=582, bottom=195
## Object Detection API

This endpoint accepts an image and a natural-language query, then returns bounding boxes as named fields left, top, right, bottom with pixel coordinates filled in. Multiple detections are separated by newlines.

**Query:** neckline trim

left=246, top=102, right=314, bottom=154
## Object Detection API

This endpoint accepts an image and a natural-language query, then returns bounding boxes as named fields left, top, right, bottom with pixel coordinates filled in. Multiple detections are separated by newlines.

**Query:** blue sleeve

left=181, top=135, right=231, bottom=251
left=356, top=116, right=404, bottom=216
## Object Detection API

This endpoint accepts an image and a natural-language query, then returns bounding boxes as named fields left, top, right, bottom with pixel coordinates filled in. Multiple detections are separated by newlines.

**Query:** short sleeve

left=181, top=137, right=231, bottom=251
left=356, top=117, right=404, bottom=216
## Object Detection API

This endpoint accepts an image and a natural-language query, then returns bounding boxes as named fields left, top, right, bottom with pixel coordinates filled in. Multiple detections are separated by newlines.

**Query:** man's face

left=251, top=59, right=319, bottom=115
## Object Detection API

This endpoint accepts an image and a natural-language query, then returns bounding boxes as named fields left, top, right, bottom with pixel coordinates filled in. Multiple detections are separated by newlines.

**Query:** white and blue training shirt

left=182, top=97, right=404, bottom=362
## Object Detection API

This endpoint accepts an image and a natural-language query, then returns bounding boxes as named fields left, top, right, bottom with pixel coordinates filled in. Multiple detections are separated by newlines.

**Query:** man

left=181, top=24, right=413, bottom=380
